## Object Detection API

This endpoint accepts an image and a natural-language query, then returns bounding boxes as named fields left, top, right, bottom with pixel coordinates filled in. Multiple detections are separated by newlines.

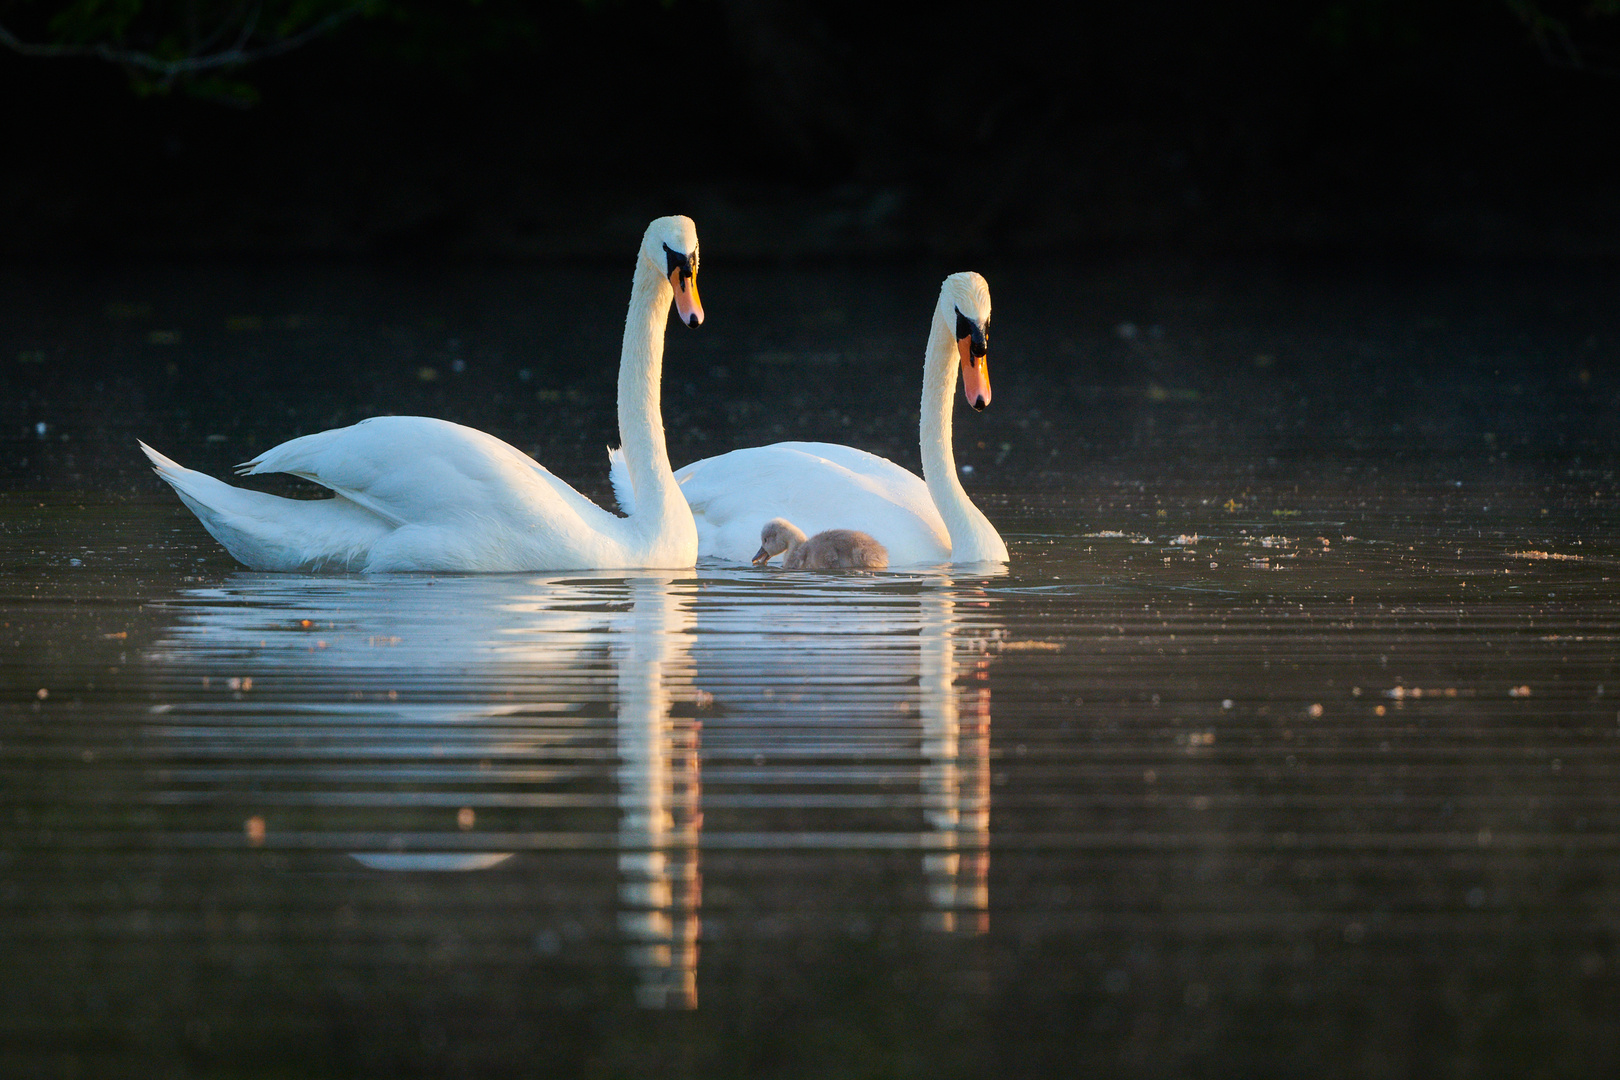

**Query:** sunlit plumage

left=615, top=272, right=1007, bottom=566
left=142, top=216, right=703, bottom=572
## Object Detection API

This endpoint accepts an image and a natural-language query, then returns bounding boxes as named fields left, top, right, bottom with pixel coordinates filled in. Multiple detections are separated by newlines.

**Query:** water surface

left=2, top=259, right=1618, bottom=1077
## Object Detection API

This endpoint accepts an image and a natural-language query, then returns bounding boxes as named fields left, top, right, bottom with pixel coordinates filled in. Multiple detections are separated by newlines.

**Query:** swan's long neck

left=920, top=312, right=1008, bottom=562
left=618, top=260, right=692, bottom=546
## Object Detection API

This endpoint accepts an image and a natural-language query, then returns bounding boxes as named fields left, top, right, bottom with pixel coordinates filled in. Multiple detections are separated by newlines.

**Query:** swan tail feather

left=233, top=424, right=355, bottom=477
left=140, top=441, right=387, bottom=571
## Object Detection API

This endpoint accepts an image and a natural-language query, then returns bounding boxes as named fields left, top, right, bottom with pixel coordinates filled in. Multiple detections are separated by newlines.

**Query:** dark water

left=2, top=260, right=1618, bottom=1077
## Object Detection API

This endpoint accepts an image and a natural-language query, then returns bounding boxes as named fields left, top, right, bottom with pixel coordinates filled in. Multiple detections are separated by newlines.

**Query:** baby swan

left=753, top=518, right=889, bottom=570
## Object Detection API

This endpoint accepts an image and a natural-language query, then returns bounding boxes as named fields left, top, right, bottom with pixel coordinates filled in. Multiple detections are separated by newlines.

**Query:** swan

left=753, top=518, right=889, bottom=569
left=613, top=271, right=1006, bottom=565
left=140, top=215, right=704, bottom=572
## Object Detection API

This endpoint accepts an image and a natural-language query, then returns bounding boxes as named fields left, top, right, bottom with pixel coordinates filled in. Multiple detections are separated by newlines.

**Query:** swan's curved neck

left=619, top=260, right=688, bottom=538
left=920, top=312, right=1007, bottom=562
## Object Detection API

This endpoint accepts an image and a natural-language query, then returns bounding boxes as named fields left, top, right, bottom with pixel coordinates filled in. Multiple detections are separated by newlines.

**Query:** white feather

left=142, top=217, right=702, bottom=573
left=671, top=272, right=1008, bottom=566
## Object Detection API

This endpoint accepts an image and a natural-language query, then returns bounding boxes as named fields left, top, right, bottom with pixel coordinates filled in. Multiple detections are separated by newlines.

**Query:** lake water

left=2, top=259, right=1617, bottom=1077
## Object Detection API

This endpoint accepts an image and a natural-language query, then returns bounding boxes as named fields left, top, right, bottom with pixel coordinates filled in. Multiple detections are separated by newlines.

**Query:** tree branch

left=0, top=3, right=365, bottom=83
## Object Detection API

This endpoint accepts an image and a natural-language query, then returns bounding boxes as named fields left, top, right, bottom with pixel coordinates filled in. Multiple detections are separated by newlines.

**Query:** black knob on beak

left=955, top=306, right=987, bottom=356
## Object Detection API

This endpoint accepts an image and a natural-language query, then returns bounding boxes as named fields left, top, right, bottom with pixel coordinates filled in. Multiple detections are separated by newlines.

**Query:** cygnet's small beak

left=958, top=335, right=991, bottom=412
left=670, top=268, right=704, bottom=327
left=751, top=546, right=771, bottom=566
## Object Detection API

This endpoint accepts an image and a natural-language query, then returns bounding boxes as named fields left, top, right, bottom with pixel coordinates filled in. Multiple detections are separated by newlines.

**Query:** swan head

left=752, top=517, right=806, bottom=565
left=939, top=271, right=992, bottom=411
left=643, top=215, right=704, bottom=328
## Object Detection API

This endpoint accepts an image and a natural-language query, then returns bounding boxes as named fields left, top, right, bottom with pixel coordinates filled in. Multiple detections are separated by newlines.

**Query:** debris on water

left=1510, top=551, right=1581, bottom=561
left=1510, top=685, right=1533, bottom=697
left=993, top=640, right=1064, bottom=652
left=1385, top=686, right=1472, bottom=699
left=35, top=688, right=47, bottom=700
left=457, top=808, right=475, bottom=830
left=245, top=816, right=266, bottom=846
left=1307, top=703, right=1324, bottom=717
left=1170, top=534, right=1199, bottom=546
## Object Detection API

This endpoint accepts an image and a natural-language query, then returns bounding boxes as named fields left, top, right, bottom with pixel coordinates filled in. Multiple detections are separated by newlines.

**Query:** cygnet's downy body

left=753, top=518, right=889, bottom=570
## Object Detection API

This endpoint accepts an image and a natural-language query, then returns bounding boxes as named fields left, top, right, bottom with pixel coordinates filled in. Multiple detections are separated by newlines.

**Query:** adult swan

left=617, top=271, right=1006, bottom=566
left=140, top=216, right=704, bottom=573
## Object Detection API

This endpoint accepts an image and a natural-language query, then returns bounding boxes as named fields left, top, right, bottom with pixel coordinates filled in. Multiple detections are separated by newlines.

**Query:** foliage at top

left=0, top=1, right=614, bottom=103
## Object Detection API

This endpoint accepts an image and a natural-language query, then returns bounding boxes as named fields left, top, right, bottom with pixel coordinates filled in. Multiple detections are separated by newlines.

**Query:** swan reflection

left=687, top=572, right=996, bottom=938
left=142, top=567, right=999, bottom=1008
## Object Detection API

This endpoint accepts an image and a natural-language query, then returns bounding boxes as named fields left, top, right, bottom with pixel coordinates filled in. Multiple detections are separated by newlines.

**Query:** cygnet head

left=642, top=215, right=703, bottom=328
left=752, top=517, right=806, bottom=565
left=938, top=271, right=992, bottom=411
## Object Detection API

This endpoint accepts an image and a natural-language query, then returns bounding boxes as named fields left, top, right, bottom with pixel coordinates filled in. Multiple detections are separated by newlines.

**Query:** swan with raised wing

left=141, top=215, right=704, bottom=572
left=613, top=271, right=1006, bottom=566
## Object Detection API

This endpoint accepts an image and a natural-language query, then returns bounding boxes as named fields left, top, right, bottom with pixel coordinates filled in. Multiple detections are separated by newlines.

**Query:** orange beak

left=959, top=336, right=991, bottom=411
left=670, top=267, right=703, bottom=327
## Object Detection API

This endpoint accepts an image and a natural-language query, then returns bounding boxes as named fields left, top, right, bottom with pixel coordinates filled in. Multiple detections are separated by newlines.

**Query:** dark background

left=4, top=0, right=1620, bottom=263
left=2, top=1, right=1618, bottom=500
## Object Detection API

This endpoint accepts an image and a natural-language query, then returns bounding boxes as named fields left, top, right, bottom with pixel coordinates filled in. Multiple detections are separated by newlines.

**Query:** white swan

left=614, top=271, right=1006, bottom=565
left=753, top=518, right=889, bottom=569
left=140, top=215, right=704, bottom=573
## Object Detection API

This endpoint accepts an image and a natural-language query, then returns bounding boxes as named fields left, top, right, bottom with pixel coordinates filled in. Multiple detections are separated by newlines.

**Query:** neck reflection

left=613, top=575, right=702, bottom=1009
left=919, top=582, right=992, bottom=935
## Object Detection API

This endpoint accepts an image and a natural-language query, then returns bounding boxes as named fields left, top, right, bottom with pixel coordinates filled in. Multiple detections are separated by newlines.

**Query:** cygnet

left=752, top=518, right=889, bottom=570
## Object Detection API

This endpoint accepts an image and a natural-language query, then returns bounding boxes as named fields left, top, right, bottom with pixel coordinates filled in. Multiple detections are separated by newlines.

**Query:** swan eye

left=663, top=242, right=694, bottom=282
left=954, top=307, right=988, bottom=358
